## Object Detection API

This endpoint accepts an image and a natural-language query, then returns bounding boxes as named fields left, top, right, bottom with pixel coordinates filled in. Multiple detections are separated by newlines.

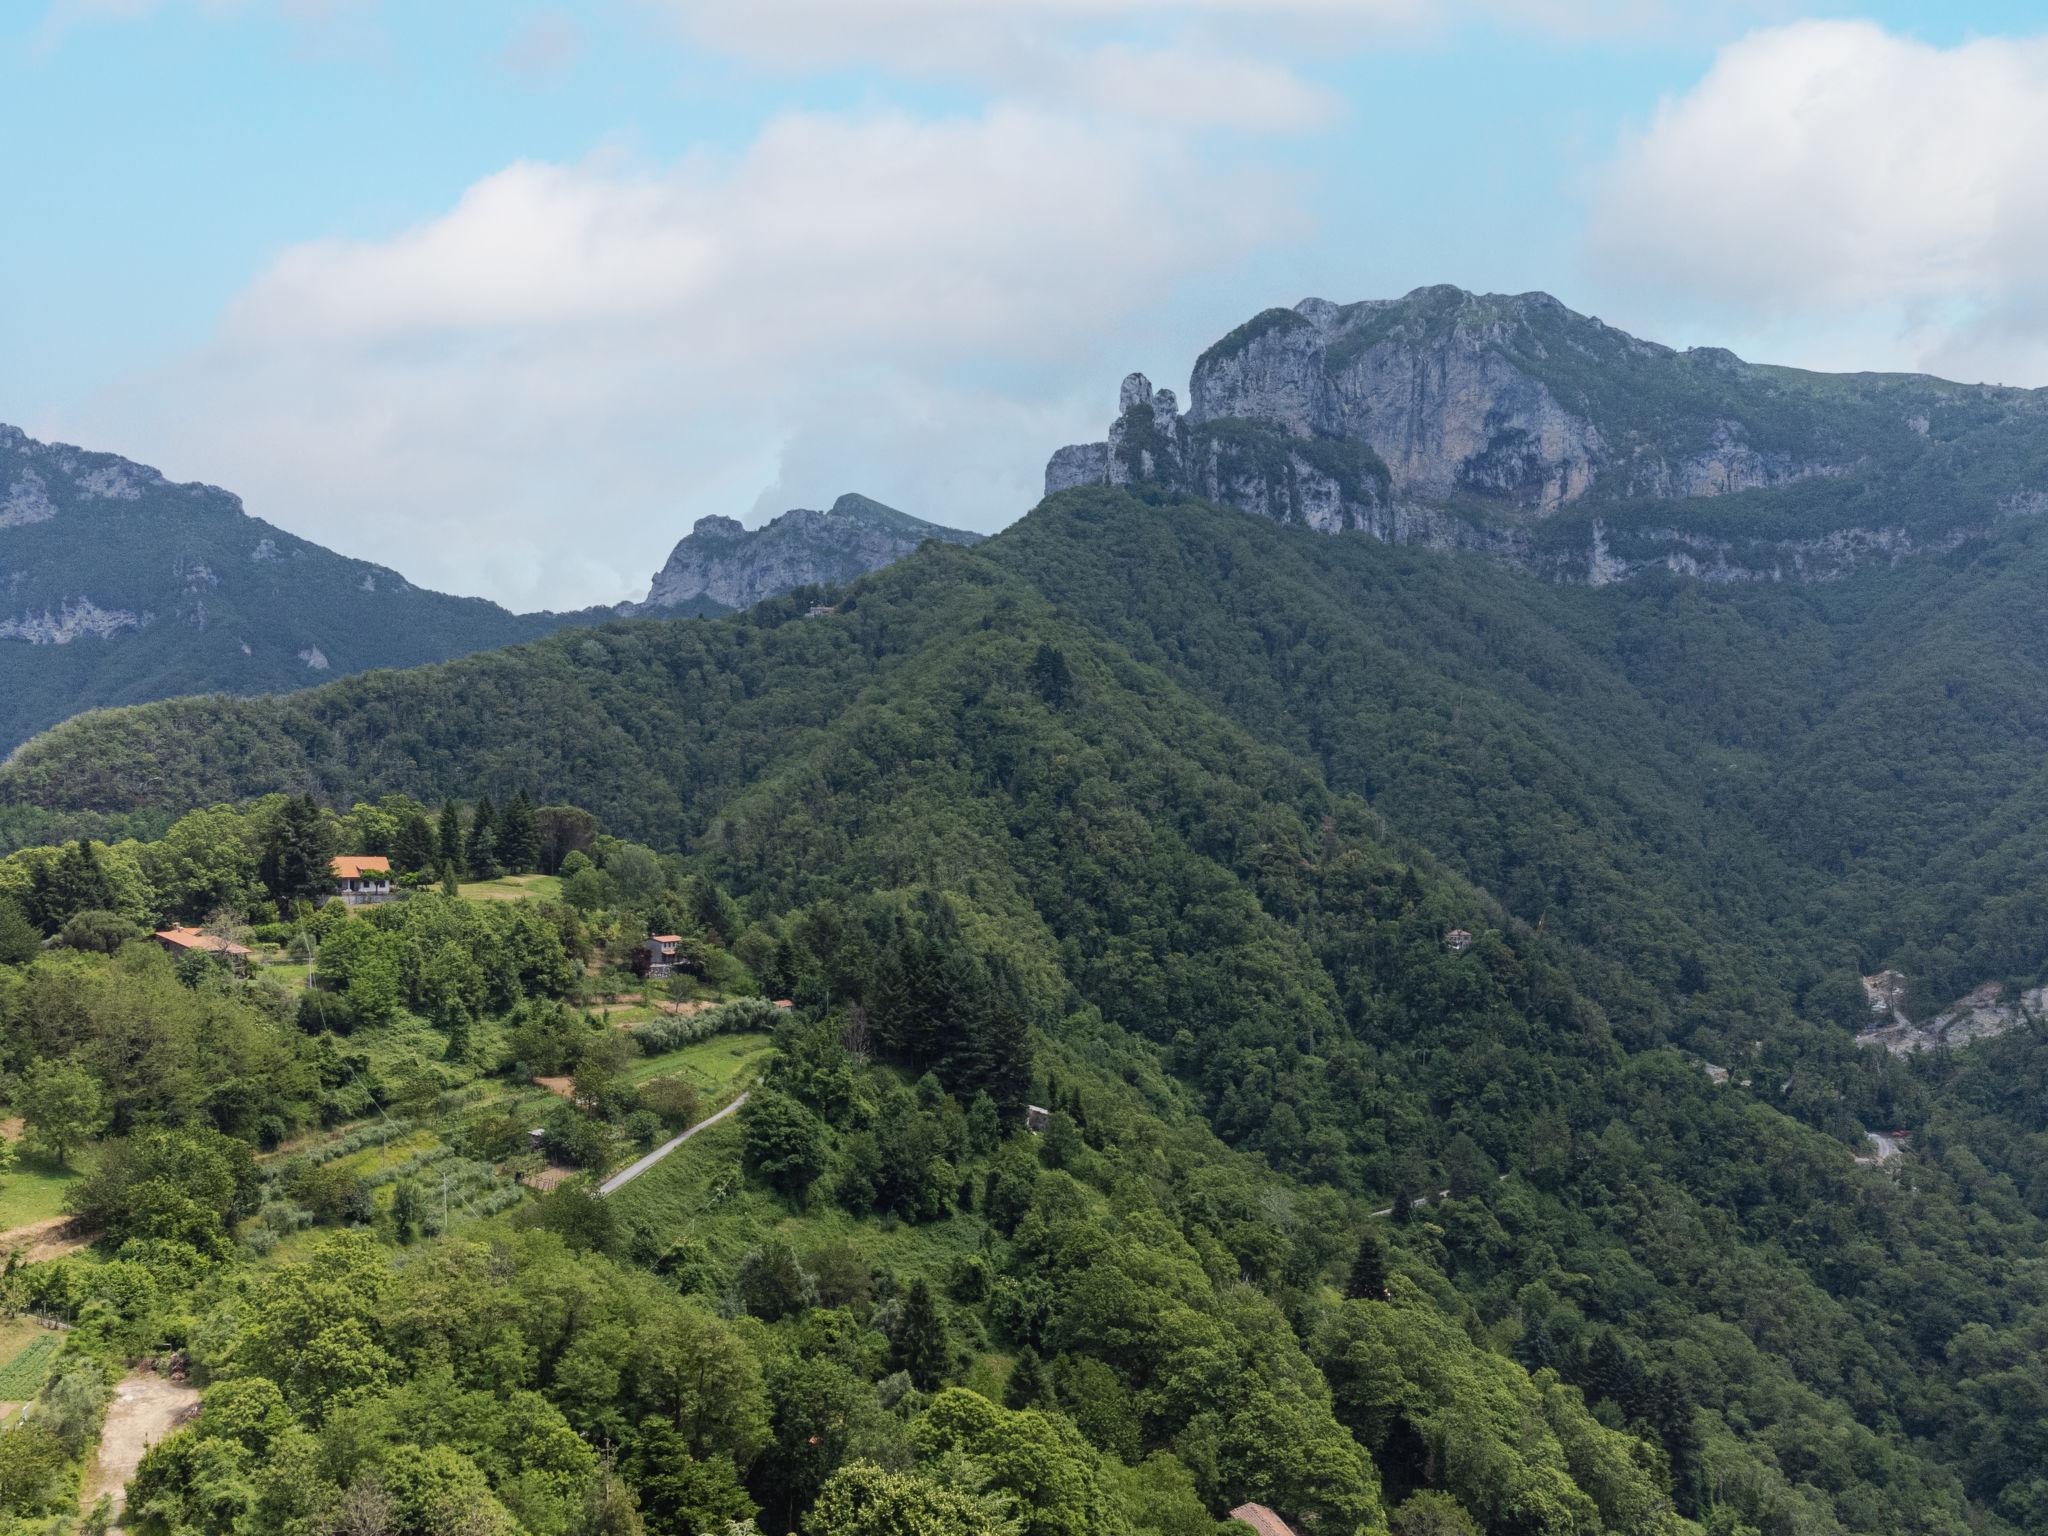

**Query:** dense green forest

left=1, top=488, right=2046, bottom=1534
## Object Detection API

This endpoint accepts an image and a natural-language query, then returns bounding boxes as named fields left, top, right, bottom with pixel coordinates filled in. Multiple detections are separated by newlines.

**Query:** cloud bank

left=1589, top=20, right=2048, bottom=383
left=68, top=108, right=1292, bottom=608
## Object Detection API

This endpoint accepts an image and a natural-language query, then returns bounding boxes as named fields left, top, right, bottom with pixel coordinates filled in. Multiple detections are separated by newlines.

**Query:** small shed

left=528, top=1127, right=548, bottom=1152
left=1444, top=928, right=1474, bottom=954
left=1024, top=1104, right=1051, bottom=1134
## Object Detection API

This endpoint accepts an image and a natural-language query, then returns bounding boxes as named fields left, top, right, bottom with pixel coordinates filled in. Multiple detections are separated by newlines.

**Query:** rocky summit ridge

left=631, top=492, right=984, bottom=614
left=1047, top=285, right=2048, bottom=583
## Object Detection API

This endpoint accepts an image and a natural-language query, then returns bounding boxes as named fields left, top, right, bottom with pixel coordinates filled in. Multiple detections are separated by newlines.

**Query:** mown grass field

left=0, top=1148, right=85, bottom=1232
left=457, top=873, right=564, bottom=902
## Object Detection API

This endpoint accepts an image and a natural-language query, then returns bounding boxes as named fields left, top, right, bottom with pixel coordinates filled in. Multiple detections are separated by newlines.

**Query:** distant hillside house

left=1025, top=1104, right=1052, bottom=1133
left=1230, top=1505, right=1299, bottom=1536
left=637, top=934, right=684, bottom=978
left=153, top=926, right=251, bottom=970
left=332, top=855, right=393, bottom=906
left=1445, top=928, right=1474, bottom=953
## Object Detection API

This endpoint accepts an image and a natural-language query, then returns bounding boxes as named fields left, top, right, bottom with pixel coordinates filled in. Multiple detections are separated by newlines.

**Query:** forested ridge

left=0, top=488, right=2045, bottom=1534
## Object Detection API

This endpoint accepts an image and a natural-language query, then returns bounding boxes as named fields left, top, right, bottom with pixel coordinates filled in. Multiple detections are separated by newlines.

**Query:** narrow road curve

left=598, top=1090, right=750, bottom=1197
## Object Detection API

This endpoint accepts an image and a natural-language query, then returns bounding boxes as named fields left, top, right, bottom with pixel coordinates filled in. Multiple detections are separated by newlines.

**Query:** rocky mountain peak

left=1047, top=286, right=2048, bottom=584
left=634, top=493, right=984, bottom=615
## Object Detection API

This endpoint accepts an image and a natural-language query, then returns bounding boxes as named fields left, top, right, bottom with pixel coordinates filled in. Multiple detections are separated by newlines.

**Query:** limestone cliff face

left=634, top=493, right=983, bottom=614
left=1047, top=285, right=2048, bottom=582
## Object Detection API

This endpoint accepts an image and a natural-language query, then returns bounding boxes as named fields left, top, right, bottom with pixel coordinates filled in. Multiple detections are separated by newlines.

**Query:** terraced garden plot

left=0, top=1326, right=62, bottom=1399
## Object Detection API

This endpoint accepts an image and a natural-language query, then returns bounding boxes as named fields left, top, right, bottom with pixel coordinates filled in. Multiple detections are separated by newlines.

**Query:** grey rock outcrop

left=634, top=493, right=984, bottom=614
left=1046, top=285, right=2048, bottom=582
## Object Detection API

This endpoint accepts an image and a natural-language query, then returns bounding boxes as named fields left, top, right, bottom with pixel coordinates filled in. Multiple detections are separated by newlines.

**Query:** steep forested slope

left=4, top=488, right=2048, bottom=1531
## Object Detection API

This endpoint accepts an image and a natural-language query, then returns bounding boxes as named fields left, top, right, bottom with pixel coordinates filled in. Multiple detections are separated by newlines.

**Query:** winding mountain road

left=597, top=1090, right=750, bottom=1196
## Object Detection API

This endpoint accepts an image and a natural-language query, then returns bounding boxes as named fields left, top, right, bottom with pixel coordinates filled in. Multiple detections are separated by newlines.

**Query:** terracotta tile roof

left=332, top=856, right=392, bottom=879
left=1229, top=1506, right=1298, bottom=1536
left=154, top=927, right=251, bottom=958
left=648, top=934, right=683, bottom=944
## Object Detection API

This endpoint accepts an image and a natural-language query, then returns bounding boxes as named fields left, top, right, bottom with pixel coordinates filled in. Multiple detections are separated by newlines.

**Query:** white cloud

left=60, top=107, right=1297, bottom=609
left=1587, top=20, right=2048, bottom=383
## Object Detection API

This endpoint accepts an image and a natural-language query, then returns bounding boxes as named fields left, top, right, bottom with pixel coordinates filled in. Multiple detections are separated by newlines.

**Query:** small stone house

left=1445, top=928, right=1474, bottom=954
left=332, top=855, right=394, bottom=907
left=153, top=926, right=252, bottom=971
left=1025, top=1104, right=1052, bottom=1133
left=638, top=934, right=684, bottom=978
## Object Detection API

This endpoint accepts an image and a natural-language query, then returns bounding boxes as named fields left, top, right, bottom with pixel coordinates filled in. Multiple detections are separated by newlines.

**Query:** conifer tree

left=468, top=795, right=501, bottom=880
left=0, top=897, right=39, bottom=964
left=496, top=790, right=541, bottom=873
left=895, top=1277, right=949, bottom=1390
left=260, top=797, right=337, bottom=908
left=392, top=810, right=436, bottom=875
left=1005, top=1346, right=1048, bottom=1409
left=1347, top=1229, right=1391, bottom=1300
left=437, top=798, right=465, bottom=873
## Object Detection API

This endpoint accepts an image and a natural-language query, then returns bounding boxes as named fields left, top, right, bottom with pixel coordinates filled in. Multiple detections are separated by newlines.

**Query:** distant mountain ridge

left=1048, top=285, right=2048, bottom=582
left=629, top=492, right=984, bottom=614
left=0, top=423, right=612, bottom=752
left=0, top=428, right=975, bottom=753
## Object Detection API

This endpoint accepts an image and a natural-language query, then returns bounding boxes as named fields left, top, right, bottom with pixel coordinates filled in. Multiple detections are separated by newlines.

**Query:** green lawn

left=0, top=1148, right=85, bottom=1232
left=627, top=1032, right=774, bottom=1103
left=458, top=873, right=564, bottom=902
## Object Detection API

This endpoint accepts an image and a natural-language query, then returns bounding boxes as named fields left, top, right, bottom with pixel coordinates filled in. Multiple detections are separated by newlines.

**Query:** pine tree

left=496, top=790, right=541, bottom=873
left=468, top=795, right=500, bottom=879
left=1004, top=1346, right=1048, bottom=1409
left=40, top=840, right=116, bottom=930
left=1347, top=1229, right=1391, bottom=1300
left=392, top=810, right=436, bottom=875
left=437, top=798, right=465, bottom=873
left=895, top=1277, right=949, bottom=1390
left=260, top=797, right=337, bottom=908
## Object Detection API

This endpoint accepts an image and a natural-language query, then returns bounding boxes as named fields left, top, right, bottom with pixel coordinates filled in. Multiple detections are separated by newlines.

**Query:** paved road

left=598, top=1090, right=751, bottom=1196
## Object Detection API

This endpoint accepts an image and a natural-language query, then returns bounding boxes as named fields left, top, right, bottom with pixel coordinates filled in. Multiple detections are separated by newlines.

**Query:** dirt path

left=83, top=1370, right=200, bottom=1517
left=0, top=1216, right=92, bottom=1264
left=598, top=1090, right=750, bottom=1197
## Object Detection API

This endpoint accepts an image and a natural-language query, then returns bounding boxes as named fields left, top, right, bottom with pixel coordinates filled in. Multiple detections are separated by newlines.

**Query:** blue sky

left=6, top=1, right=2046, bottom=608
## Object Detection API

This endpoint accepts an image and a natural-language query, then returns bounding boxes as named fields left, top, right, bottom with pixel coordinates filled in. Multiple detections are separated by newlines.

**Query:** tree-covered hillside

left=4, top=493, right=2048, bottom=1536
left=0, top=425, right=627, bottom=753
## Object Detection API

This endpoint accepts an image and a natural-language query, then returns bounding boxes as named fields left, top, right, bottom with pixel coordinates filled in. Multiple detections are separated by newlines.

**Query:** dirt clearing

left=84, top=1370, right=200, bottom=1517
